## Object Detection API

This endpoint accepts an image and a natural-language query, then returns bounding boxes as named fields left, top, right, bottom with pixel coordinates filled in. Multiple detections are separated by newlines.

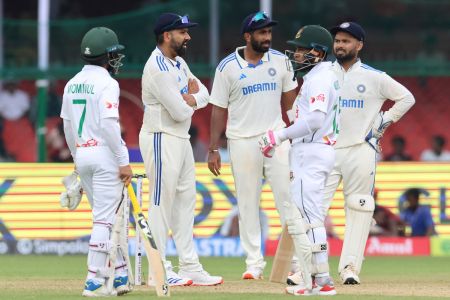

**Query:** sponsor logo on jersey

left=67, top=83, right=95, bottom=94
left=357, top=84, right=366, bottom=93
left=268, top=67, right=277, bottom=76
left=310, top=93, right=325, bottom=103
left=77, top=139, right=99, bottom=148
left=242, top=82, right=277, bottom=95
left=105, top=101, right=119, bottom=109
left=340, top=98, right=364, bottom=108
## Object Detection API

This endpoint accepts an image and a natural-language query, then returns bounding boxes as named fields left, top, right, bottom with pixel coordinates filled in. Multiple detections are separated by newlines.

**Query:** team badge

left=357, top=84, right=366, bottom=93
left=84, top=47, right=91, bottom=55
left=340, top=22, right=350, bottom=28
left=268, top=67, right=276, bottom=76
left=295, top=28, right=304, bottom=39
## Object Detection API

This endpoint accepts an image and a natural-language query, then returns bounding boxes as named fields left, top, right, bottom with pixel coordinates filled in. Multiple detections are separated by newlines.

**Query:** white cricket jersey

left=210, top=46, right=298, bottom=139
left=141, top=47, right=209, bottom=139
left=60, top=65, right=124, bottom=147
left=292, top=61, right=340, bottom=145
left=331, top=60, right=414, bottom=149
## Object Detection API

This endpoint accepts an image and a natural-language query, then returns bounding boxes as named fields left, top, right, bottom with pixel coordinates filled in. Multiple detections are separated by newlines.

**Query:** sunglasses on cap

left=247, top=11, right=269, bottom=26
left=161, top=15, right=190, bottom=32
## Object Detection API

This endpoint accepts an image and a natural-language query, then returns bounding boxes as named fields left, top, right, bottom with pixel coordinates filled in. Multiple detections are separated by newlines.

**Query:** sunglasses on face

left=248, top=11, right=269, bottom=26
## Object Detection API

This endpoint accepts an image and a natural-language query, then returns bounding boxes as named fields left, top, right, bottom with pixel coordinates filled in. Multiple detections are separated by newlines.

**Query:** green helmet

left=80, top=27, right=125, bottom=74
left=285, top=25, right=333, bottom=73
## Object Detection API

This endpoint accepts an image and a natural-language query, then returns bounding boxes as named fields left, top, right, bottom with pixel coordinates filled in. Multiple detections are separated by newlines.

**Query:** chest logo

left=239, top=73, right=247, bottom=80
left=357, top=84, right=366, bottom=93
left=268, top=67, right=277, bottom=76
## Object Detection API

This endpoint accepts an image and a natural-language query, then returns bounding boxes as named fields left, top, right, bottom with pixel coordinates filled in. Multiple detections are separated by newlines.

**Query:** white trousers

left=323, top=143, right=377, bottom=212
left=290, top=143, right=335, bottom=268
left=140, top=131, right=202, bottom=272
left=76, top=146, right=124, bottom=281
left=228, top=135, right=290, bottom=269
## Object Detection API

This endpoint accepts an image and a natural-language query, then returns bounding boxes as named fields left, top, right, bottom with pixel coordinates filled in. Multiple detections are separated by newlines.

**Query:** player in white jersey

left=324, top=22, right=415, bottom=284
left=259, top=25, right=340, bottom=296
left=139, top=13, right=223, bottom=287
left=208, top=11, right=298, bottom=280
left=60, top=27, right=133, bottom=297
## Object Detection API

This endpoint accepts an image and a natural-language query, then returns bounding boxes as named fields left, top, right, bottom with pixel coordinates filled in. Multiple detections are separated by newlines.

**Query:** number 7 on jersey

left=72, top=99, right=87, bottom=137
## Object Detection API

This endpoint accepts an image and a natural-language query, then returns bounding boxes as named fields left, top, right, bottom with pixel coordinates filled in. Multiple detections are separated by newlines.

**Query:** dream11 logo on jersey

left=340, top=98, right=364, bottom=108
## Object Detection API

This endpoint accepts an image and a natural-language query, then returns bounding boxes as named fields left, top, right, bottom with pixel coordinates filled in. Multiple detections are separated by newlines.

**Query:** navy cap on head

left=241, top=11, right=278, bottom=34
left=153, top=13, right=198, bottom=36
left=330, top=22, right=365, bottom=42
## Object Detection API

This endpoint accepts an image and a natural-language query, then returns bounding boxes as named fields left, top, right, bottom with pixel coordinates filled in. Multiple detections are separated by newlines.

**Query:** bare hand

left=188, top=78, right=199, bottom=94
left=207, top=151, right=221, bottom=176
left=119, top=165, right=133, bottom=186
left=182, top=93, right=197, bottom=107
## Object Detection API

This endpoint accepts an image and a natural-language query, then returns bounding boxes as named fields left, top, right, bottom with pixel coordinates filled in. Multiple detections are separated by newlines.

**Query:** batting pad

left=339, top=194, right=375, bottom=275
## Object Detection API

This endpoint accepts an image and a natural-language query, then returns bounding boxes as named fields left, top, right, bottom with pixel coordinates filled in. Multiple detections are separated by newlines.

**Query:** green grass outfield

left=0, top=255, right=449, bottom=299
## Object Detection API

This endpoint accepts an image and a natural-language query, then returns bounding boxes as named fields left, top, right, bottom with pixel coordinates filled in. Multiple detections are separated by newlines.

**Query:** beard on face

left=334, top=47, right=357, bottom=64
left=250, top=36, right=270, bottom=53
left=171, top=39, right=187, bottom=57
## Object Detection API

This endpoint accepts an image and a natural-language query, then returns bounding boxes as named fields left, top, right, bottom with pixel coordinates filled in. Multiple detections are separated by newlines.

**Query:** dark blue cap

left=330, top=22, right=365, bottom=42
left=241, top=11, right=278, bottom=34
left=153, top=13, right=198, bottom=36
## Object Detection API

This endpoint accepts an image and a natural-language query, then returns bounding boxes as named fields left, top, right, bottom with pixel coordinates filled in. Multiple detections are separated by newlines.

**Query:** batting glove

left=365, top=111, right=393, bottom=152
left=259, top=130, right=281, bottom=158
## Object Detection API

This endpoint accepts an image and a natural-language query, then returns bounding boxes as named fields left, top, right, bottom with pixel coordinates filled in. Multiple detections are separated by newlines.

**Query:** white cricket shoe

left=82, top=279, right=117, bottom=297
left=340, top=264, right=360, bottom=285
left=242, top=266, right=264, bottom=280
left=287, top=271, right=304, bottom=286
left=178, top=269, right=223, bottom=286
left=148, top=269, right=193, bottom=287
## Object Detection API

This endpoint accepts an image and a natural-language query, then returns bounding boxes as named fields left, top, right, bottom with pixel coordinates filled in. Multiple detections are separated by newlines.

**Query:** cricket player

left=60, top=27, right=133, bottom=297
left=208, top=11, right=298, bottom=279
left=139, top=13, right=223, bottom=286
left=259, top=25, right=340, bottom=296
left=325, top=22, right=415, bottom=284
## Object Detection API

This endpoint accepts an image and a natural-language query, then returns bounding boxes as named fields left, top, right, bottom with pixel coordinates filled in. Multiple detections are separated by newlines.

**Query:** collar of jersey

left=82, top=64, right=110, bottom=75
left=303, top=61, right=331, bottom=80
left=332, top=58, right=361, bottom=73
left=235, top=46, right=270, bottom=69
left=154, top=46, right=180, bottom=69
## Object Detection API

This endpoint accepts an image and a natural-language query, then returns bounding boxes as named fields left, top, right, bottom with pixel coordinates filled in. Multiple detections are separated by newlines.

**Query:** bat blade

left=127, top=185, right=170, bottom=297
left=269, top=225, right=295, bottom=283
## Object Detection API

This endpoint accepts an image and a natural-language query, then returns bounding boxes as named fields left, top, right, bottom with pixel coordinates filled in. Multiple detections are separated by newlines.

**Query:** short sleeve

left=99, top=80, right=120, bottom=119
left=307, top=76, right=332, bottom=113
left=209, top=68, right=230, bottom=108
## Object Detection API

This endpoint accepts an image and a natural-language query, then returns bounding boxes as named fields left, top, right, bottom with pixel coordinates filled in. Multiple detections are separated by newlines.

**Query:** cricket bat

left=127, top=185, right=170, bottom=297
left=269, top=225, right=295, bottom=283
